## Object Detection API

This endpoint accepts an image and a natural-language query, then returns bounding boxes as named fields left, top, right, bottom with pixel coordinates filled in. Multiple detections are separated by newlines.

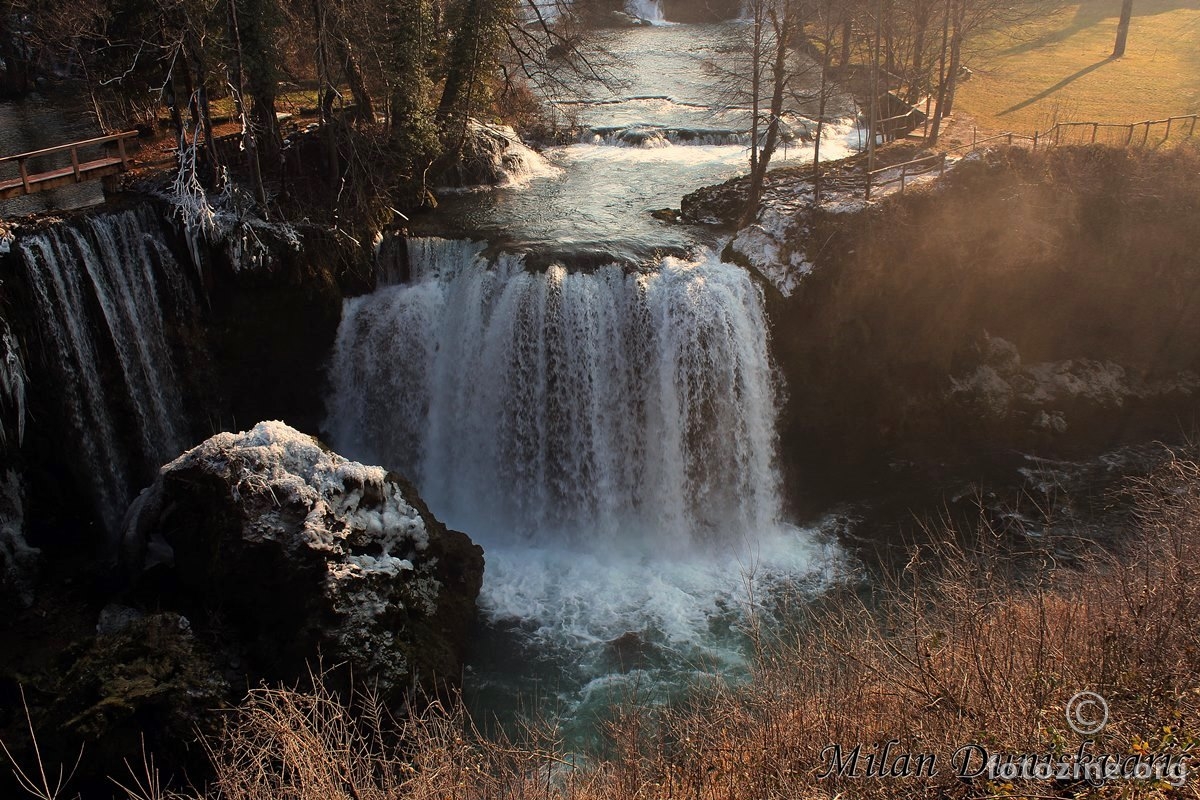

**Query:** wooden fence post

left=18, top=159, right=29, bottom=193
left=1190, top=115, right=1198, bottom=138
left=70, top=146, right=81, bottom=182
left=1142, top=122, right=1151, bottom=146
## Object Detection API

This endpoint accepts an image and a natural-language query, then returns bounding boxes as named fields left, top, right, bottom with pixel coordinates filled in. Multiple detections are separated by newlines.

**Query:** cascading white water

left=330, top=20, right=854, bottom=726
left=327, top=238, right=837, bottom=681
left=626, top=0, right=665, bottom=23
left=18, top=207, right=193, bottom=533
left=329, top=236, right=779, bottom=546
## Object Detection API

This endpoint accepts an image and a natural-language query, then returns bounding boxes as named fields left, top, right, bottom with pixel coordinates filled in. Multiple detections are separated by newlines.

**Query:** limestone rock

left=122, top=421, right=484, bottom=698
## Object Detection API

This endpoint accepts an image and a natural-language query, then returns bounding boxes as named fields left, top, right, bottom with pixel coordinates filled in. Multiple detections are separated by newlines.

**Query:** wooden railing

left=946, top=114, right=1199, bottom=157
left=946, top=131, right=1037, bottom=154
left=865, top=151, right=946, bottom=200
left=1041, top=114, right=1199, bottom=147
left=861, top=112, right=1198, bottom=200
left=0, top=131, right=139, bottom=200
left=876, top=108, right=922, bottom=141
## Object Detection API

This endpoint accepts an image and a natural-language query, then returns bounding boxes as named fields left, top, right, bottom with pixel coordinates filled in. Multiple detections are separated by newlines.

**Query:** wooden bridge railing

left=0, top=131, right=139, bottom=201
left=865, top=151, right=946, bottom=200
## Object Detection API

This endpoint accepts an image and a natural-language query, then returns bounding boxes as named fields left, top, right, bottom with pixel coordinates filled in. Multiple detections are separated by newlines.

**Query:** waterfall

left=328, top=237, right=781, bottom=548
left=18, top=207, right=194, bottom=534
left=626, top=0, right=665, bottom=22
left=327, top=238, right=838, bottom=664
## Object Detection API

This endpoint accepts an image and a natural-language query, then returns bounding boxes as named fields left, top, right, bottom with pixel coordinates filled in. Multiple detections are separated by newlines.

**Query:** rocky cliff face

left=123, top=421, right=484, bottom=698
left=697, top=146, right=1200, bottom=501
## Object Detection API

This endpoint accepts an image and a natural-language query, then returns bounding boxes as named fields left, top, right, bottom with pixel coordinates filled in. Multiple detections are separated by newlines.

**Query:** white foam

left=327, top=240, right=844, bottom=680
left=626, top=0, right=666, bottom=23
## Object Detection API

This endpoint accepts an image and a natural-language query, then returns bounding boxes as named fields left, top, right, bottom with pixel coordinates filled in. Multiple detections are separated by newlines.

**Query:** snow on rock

left=122, top=421, right=483, bottom=697
left=948, top=334, right=1200, bottom=433
left=729, top=187, right=817, bottom=297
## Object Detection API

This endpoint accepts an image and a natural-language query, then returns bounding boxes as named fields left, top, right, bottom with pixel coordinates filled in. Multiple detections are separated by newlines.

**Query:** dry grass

left=953, top=0, right=1200, bottom=136
left=128, top=457, right=1196, bottom=800
left=633, top=466, right=1200, bottom=799
left=14, top=460, right=1198, bottom=800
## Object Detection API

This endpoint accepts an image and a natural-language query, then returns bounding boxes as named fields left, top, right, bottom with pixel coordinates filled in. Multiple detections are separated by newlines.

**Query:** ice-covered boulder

left=122, top=421, right=484, bottom=698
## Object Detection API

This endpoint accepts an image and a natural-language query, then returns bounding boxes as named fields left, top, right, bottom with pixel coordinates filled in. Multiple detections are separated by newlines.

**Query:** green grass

left=954, top=0, right=1200, bottom=136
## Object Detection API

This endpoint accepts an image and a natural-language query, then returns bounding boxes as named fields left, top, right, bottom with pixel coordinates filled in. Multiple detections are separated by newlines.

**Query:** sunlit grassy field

left=954, top=0, right=1200, bottom=136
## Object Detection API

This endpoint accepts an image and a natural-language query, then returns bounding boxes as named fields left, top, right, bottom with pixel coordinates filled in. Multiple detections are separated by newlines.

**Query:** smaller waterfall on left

left=17, top=206, right=196, bottom=534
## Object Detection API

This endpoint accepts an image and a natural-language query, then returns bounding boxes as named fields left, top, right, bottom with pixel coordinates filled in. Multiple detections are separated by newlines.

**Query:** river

left=327, top=15, right=863, bottom=740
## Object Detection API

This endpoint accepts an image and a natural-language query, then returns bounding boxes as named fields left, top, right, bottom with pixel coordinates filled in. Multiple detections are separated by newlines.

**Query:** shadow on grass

left=997, top=57, right=1114, bottom=116
left=999, top=0, right=1198, bottom=57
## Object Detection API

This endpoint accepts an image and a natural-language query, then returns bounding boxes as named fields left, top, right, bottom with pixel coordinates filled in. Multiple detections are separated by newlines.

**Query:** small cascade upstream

left=424, top=22, right=864, bottom=262
left=18, top=207, right=195, bottom=534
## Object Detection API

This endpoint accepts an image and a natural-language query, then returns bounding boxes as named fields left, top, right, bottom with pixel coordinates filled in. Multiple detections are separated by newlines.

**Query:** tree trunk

left=183, top=32, right=219, bottom=186
left=943, top=0, right=963, bottom=115
left=813, top=30, right=832, bottom=203
left=226, top=0, right=268, bottom=209
left=749, top=3, right=763, bottom=176
left=439, top=0, right=500, bottom=154
left=1112, top=0, right=1133, bottom=57
left=250, top=88, right=281, bottom=175
left=310, top=0, right=341, bottom=190
left=742, top=8, right=792, bottom=226
left=337, top=39, right=375, bottom=123
left=928, top=0, right=951, bottom=144
left=840, top=15, right=852, bottom=66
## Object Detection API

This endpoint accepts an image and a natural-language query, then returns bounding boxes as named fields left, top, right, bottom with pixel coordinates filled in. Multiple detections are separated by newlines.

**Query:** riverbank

left=26, top=447, right=1194, bottom=800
